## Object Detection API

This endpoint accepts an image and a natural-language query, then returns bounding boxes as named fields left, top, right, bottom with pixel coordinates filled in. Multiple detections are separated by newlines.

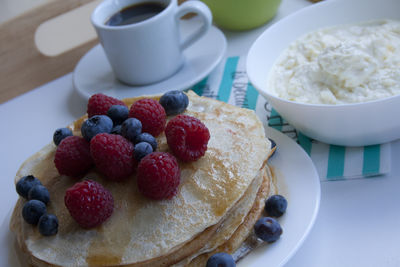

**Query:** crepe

left=174, top=164, right=272, bottom=267
left=186, top=165, right=274, bottom=266
left=10, top=91, right=271, bottom=266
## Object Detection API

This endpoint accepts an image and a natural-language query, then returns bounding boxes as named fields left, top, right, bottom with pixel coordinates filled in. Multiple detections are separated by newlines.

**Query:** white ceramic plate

left=3, top=127, right=319, bottom=266
left=73, top=19, right=226, bottom=100
left=239, top=127, right=320, bottom=267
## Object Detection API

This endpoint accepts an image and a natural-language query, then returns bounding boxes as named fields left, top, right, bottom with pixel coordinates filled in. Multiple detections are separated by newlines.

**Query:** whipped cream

left=268, top=19, right=400, bottom=104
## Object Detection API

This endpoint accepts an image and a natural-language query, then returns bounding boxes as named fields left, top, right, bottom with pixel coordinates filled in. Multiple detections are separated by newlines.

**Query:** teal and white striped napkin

left=189, top=56, right=391, bottom=181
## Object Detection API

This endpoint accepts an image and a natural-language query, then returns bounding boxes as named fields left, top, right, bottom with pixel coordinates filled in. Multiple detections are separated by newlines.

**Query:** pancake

left=174, top=164, right=272, bottom=267
left=132, top=167, right=268, bottom=267
left=186, top=165, right=274, bottom=266
left=10, top=91, right=271, bottom=266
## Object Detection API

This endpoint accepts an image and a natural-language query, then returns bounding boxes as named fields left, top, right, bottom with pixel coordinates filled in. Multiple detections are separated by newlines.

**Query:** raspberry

left=165, top=115, right=210, bottom=162
left=64, top=180, right=114, bottom=229
left=137, top=152, right=180, bottom=200
left=129, top=98, right=166, bottom=137
left=87, top=93, right=126, bottom=118
left=54, top=136, right=93, bottom=177
left=90, top=133, right=136, bottom=181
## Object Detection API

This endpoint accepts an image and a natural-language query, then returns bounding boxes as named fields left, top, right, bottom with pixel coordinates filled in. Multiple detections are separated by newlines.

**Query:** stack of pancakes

left=10, top=91, right=273, bottom=266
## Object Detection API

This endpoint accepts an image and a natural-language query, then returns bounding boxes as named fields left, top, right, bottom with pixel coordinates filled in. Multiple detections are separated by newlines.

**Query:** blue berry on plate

left=22, top=200, right=47, bottom=225
left=159, top=90, right=189, bottom=116
left=254, top=217, right=282, bottom=243
left=134, top=142, right=153, bottom=162
left=16, top=175, right=42, bottom=199
left=107, top=105, right=129, bottom=125
left=265, top=194, right=287, bottom=217
left=111, top=124, right=122, bottom=135
left=38, top=214, right=59, bottom=236
left=53, top=128, right=73, bottom=146
left=121, top=118, right=142, bottom=142
left=135, top=132, right=157, bottom=151
left=28, top=185, right=50, bottom=205
left=206, top=252, right=236, bottom=267
left=268, top=138, right=277, bottom=157
left=81, top=115, right=113, bottom=141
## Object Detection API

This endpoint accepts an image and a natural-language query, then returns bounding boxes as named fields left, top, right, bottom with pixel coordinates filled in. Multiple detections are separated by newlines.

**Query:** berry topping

left=137, top=152, right=180, bottom=200
left=265, top=195, right=287, bottom=217
left=16, top=175, right=42, bottom=199
left=90, top=133, right=135, bottom=181
left=38, top=214, right=59, bottom=236
left=22, top=199, right=47, bottom=225
left=87, top=93, right=126, bottom=118
left=107, top=105, right=129, bottom=125
left=53, top=128, right=73, bottom=146
left=64, top=180, right=114, bottom=229
left=134, top=142, right=153, bottom=162
left=159, top=90, right=189, bottom=116
left=54, top=136, right=93, bottom=177
left=81, top=115, right=113, bottom=141
left=254, top=217, right=283, bottom=243
left=206, top=252, right=236, bottom=267
left=165, top=115, right=210, bottom=162
left=121, top=118, right=142, bottom=143
left=28, top=185, right=50, bottom=205
left=135, top=132, right=157, bottom=151
left=129, top=98, right=166, bottom=136
left=111, top=124, right=122, bottom=135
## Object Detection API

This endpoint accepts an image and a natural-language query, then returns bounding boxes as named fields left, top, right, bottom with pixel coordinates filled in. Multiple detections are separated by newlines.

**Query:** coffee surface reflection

left=106, top=2, right=166, bottom=26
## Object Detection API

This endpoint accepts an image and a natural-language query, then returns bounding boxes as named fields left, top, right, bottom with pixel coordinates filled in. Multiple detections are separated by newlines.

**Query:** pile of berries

left=16, top=175, right=58, bottom=236
left=50, top=90, right=210, bottom=229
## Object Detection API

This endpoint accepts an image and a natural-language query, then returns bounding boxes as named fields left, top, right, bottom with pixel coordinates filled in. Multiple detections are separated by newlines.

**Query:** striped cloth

left=189, top=56, right=391, bottom=181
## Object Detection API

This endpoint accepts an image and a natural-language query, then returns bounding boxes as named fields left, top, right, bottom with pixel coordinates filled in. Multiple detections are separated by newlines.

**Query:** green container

left=201, top=0, right=282, bottom=31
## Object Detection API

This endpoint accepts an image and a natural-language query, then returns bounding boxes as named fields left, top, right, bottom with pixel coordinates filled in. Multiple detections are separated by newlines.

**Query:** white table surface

left=1, top=0, right=400, bottom=266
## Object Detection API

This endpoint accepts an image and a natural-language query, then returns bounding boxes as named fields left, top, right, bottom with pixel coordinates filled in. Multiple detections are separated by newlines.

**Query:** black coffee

left=106, top=2, right=166, bottom=26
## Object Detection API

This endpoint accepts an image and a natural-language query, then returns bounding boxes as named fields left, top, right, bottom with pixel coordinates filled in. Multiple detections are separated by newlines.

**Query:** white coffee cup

left=91, top=0, right=212, bottom=85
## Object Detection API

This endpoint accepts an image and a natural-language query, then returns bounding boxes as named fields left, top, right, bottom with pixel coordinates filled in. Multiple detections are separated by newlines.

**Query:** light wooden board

left=0, top=0, right=97, bottom=104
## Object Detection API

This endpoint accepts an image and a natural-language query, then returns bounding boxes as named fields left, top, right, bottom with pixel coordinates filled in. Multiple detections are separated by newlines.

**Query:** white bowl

left=247, top=0, right=400, bottom=146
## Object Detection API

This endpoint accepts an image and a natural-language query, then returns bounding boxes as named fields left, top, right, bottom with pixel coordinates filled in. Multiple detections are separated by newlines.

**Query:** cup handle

left=175, top=1, right=212, bottom=50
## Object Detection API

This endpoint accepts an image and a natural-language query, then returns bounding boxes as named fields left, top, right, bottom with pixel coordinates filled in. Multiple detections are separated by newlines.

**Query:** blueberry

left=38, top=214, right=59, bottom=236
left=111, top=124, right=122, bottom=135
left=268, top=138, right=277, bottom=157
left=254, top=217, right=282, bottom=243
left=107, top=105, right=129, bottom=125
left=22, top=200, right=47, bottom=225
left=135, top=133, right=157, bottom=151
left=81, top=115, right=113, bottom=141
left=265, top=195, right=287, bottom=217
left=16, top=175, right=42, bottom=199
left=134, top=142, right=153, bottom=162
left=28, top=185, right=50, bottom=205
left=206, top=252, right=235, bottom=267
left=159, top=90, right=189, bottom=116
left=121, top=118, right=142, bottom=142
left=53, top=128, right=73, bottom=146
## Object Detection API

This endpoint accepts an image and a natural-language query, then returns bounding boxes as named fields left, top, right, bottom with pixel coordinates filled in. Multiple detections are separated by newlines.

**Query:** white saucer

left=73, top=22, right=227, bottom=100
